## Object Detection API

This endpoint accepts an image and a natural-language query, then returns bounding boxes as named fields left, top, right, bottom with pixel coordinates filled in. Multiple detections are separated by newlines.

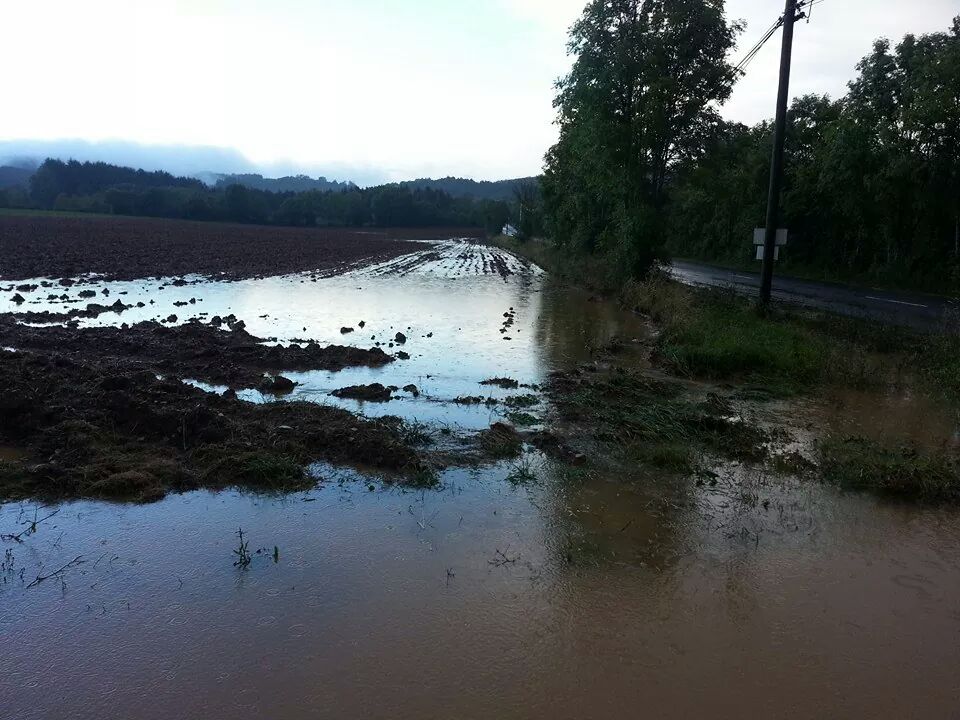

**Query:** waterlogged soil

left=0, top=348, right=421, bottom=502
left=1, top=238, right=960, bottom=718
left=0, top=213, right=478, bottom=281
left=0, top=316, right=396, bottom=390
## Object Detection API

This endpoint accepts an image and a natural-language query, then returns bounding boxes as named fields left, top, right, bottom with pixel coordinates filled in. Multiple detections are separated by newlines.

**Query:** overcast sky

left=1, top=0, right=956, bottom=182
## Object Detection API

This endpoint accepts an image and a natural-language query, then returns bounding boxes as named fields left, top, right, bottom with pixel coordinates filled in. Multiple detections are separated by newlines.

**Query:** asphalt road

left=670, top=260, right=958, bottom=332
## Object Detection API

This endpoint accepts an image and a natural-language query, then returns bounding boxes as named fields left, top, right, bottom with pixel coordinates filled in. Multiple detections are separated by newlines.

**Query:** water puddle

left=803, top=385, right=960, bottom=450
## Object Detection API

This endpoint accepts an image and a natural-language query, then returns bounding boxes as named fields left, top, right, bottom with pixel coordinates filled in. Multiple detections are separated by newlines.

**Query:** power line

left=735, top=0, right=824, bottom=75
left=735, top=18, right=784, bottom=73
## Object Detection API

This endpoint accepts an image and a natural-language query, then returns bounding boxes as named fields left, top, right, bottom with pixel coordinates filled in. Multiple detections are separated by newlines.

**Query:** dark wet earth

left=2, top=240, right=960, bottom=718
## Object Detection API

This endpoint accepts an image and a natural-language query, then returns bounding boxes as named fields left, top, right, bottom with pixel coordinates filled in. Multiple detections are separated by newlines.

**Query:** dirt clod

left=331, top=384, right=393, bottom=402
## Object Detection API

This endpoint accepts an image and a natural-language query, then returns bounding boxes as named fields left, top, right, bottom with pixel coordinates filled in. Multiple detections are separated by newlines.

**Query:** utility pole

left=759, top=0, right=800, bottom=305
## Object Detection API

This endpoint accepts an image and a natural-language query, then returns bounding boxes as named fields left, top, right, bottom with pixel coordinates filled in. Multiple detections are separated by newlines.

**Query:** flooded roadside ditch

left=2, top=239, right=959, bottom=718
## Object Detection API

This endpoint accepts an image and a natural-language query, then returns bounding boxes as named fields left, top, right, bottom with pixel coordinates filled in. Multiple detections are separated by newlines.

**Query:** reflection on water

left=2, top=463, right=959, bottom=719
left=799, top=385, right=960, bottom=451
left=1, top=241, right=960, bottom=718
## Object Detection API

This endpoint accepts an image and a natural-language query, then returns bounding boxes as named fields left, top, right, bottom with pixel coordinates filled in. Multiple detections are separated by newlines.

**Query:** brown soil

left=11, top=299, right=134, bottom=324
left=331, top=384, right=394, bottom=402
left=0, top=317, right=396, bottom=389
left=0, top=214, right=483, bottom=281
left=0, top=348, right=423, bottom=502
left=480, top=377, right=520, bottom=389
left=478, top=422, right=523, bottom=458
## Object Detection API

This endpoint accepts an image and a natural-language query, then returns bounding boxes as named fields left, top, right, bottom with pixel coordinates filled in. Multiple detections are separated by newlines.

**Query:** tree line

left=0, top=159, right=512, bottom=233
left=539, top=1, right=960, bottom=291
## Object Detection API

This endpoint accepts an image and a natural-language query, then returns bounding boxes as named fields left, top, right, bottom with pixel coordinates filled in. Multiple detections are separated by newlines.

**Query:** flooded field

left=2, top=240, right=960, bottom=718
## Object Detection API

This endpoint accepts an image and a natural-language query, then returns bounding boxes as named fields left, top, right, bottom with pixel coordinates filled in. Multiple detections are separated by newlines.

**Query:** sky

left=1, top=0, right=956, bottom=183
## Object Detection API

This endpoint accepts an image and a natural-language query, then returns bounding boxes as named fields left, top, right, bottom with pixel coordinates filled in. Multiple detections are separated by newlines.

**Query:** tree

left=513, top=180, right=543, bottom=240
left=543, top=0, right=742, bottom=276
left=665, top=16, right=960, bottom=291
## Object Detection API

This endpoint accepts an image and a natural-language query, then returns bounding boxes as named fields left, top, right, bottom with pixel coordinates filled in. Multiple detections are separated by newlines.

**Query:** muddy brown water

left=2, top=241, right=960, bottom=718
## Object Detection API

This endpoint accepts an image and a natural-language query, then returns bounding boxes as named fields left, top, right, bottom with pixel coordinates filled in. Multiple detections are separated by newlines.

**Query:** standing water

left=1, top=241, right=959, bottom=718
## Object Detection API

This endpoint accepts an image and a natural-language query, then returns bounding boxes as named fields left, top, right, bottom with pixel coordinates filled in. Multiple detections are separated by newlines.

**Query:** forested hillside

left=396, top=176, right=537, bottom=201
left=0, top=159, right=511, bottom=232
left=213, top=173, right=355, bottom=194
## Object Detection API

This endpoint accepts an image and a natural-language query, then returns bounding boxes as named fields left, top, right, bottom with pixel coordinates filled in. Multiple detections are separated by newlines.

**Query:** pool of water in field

left=1, top=241, right=647, bottom=429
left=2, top=240, right=960, bottom=718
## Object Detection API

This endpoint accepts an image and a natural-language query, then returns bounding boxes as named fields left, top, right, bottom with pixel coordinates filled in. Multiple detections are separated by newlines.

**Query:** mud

left=480, top=377, right=520, bottom=389
left=0, top=214, right=482, bottom=282
left=11, top=299, right=134, bottom=323
left=0, top=317, right=395, bottom=390
left=330, top=383, right=394, bottom=402
left=478, top=422, right=523, bottom=458
left=0, top=348, right=421, bottom=502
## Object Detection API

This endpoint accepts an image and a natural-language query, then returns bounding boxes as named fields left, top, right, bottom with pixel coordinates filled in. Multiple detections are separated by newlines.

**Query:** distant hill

left=0, top=151, right=537, bottom=204
left=212, top=173, right=356, bottom=193
left=0, top=166, right=33, bottom=189
left=394, top=176, right=538, bottom=201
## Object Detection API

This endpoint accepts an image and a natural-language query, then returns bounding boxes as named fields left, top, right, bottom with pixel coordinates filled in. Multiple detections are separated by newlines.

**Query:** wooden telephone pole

left=759, top=0, right=801, bottom=304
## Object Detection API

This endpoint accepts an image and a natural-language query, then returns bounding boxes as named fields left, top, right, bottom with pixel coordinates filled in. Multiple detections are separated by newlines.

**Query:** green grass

left=624, top=274, right=960, bottom=397
left=491, top=235, right=626, bottom=292
left=505, top=411, right=539, bottom=427
left=489, top=235, right=558, bottom=273
left=916, top=334, right=960, bottom=397
left=503, top=394, right=539, bottom=409
left=660, top=299, right=827, bottom=387
left=501, top=237, right=959, bottom=397
left=819, top=437, right=960, bottom=503
left=625, top=276, right=828, bottom=391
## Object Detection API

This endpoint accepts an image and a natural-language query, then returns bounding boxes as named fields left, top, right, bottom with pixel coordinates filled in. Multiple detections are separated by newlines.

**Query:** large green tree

left=543, top=0, right=742, bottom=276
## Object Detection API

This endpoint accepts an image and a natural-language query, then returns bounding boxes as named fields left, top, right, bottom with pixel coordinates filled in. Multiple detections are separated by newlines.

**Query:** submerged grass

left=619, top=442, right=693, bottom=473
left=505, top=457, right=539, bottom=486
left=549, top=370, right=770, bottom=472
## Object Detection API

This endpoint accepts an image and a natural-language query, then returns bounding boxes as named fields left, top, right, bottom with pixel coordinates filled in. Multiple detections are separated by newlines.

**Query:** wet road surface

left=671, top=260, right=958, bottom=332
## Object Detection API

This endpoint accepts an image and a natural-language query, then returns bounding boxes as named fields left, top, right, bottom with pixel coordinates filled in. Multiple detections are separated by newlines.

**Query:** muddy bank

left=0, top=317, right=395, bottom=389
left=0, top=214, right=482, bottom=281
left=0, top=348, right=423, bottom=502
